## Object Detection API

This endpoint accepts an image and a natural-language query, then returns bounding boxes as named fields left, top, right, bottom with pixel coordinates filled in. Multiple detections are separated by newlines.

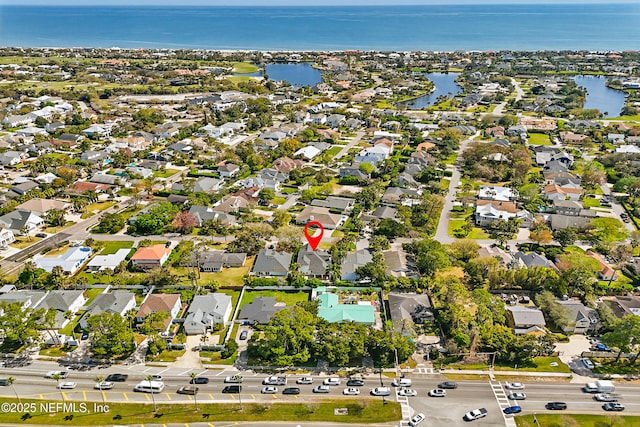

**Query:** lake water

left=574, top=75, right=627, bottom=118
left=265, top=63, right=322, bottom=87
left=401, top=73, right=463, bottom=109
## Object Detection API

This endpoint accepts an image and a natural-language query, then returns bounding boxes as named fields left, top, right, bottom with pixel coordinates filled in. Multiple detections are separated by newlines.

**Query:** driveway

left=555, top=334, right=594, bottom=383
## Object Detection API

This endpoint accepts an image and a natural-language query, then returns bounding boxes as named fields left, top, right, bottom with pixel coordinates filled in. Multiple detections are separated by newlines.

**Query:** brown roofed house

left=135, top=293, right=181, bottom=332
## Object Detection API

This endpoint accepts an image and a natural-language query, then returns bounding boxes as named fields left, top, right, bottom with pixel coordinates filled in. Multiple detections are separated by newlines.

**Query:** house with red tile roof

left=130, top=244, right=172, bottom=270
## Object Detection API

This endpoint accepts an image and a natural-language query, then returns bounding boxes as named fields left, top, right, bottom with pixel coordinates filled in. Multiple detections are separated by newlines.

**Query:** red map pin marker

left=303, top=221, right=324, bottom=251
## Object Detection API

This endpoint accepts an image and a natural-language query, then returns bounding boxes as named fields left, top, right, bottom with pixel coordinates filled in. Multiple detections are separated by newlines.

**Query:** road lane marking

left=157, top=367, right=170, bottom=374
left=251, top=394, right=255, bottom=398
left=179, top=369, right=192, bottom=376
left=230, top=394, right=235, bottom=400
left=123, top=392, right=128, bottom=401
left=197, top=370, right=208, bottom=376
left=165, top=393, right=172, bottom=400
left=82, top=391, right=87, bottom=400
left=145, top=393, right=150, bottom=401
left=62, top=392, right=68, bottom=400
left=102, top=391, right=107, bottom=402
left=272, top=394, right=277, bottom=399
left=208, top=393, right=215, bottom=400
left=208, top=423, right=215, bottom=427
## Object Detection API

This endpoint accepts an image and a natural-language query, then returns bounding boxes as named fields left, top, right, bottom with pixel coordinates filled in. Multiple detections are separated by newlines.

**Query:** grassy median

left=516, top=414, right=639, bottom=427
left=0, top=398, right=401, bottom=425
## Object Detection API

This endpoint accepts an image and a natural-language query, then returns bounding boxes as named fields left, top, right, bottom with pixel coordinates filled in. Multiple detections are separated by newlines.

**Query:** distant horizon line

left=1, top=1, right=637, bottom=6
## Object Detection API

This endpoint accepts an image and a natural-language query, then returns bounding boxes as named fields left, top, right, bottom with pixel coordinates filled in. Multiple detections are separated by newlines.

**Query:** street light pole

left=237, top=376, right=243, bottom=411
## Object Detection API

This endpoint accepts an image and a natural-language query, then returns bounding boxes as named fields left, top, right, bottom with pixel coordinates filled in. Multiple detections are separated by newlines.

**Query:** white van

left=392, top=378, right=412, bottom=387
left=134, top=381, right=165, bottom=393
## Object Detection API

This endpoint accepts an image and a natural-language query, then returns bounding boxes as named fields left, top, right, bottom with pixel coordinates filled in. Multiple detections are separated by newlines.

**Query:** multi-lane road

left=2, top=360, right=640, bottom=426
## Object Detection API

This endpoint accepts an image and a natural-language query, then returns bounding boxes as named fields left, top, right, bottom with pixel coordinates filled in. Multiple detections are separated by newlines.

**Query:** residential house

left=605, top=295, right=640, bottom=318
left=0, top=229, right=16, bottom=247
left=543, top=183, right=583, bottom=201
left=478, top=186, right=518, bottom=202
left=0, top=290, right=47, bottom=311
left=310, top=196, right=355, bottom=213
left=0, top=151, right=25, bottom=166
left=326, top=114, right=346, bottom=128
left=80, top=150, right=109, bottom=163
left=34, top=246, right=92, bottom=274
left=477, top=245, right=513, bottom=266
left=135, top=293, right=181, bottom=333
left=296, top=206, right=345, bottom=230
left=0, top=210, right=44, bottom=234
left=382, top=249, right=415, bottom=278
left=36, top=290, right=87, bottom=328
left=213, top=195, right=252, bottom=214
left=341, top=249, right=373, bottom=281
left=553, top=199, right=583, bottom=216
left=82, top=124, right=111, bottom=138
left=218, top=163, right=240, bottom=178
left=79, top=291, right=136, bottom=329
left=272, top=157, right=305, bottom=173
left=251, top=249, right=292, bottom=277
left=550, top=213, right=596, bottom=230
left=185, top=250, right=247, bottom=272
left=339, top=166, right=370, bottom=180
left=506, top=305, right=547, bottom=335
left=559, top=131, right=588, bottom=145
left=474, top=200, right=519, bottom=226
left=297, top=243, right=331, bottom=280
left=237, top=296, right=287, bottom=324
left=512, top=251, right=556, bottom=270
left=316, top=291, right=375, bottom=325
left=557, top=299, right=599, bottom=334
left=15, top=198, right=72, bottom=217
left=85, top=248, right=131, bottom=272
left=194, top=177, right=223, bottom=193
left=388, top=293, right=434, bottom=333
left=130, top=244, right=173, bottom=270
left=183, top=293, right=233, bottom=335
left=585, top=250, right=618, bottom=281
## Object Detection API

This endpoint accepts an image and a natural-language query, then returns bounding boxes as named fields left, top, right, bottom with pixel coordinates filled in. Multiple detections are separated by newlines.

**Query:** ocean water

left=0, top=4, right=639, bottom=51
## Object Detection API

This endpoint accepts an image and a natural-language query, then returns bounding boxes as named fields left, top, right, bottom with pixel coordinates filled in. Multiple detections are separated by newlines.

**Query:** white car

left=94, top=381, right=114, bottom=390
left=581, top=358, right=595, bottom=370
left=428, top=388, right=446, bottom=397
left=58, top=382, right=77, bottom=389
left=505, top=382, right=525, bottom=390
left=224, top=376, right=243, bottom=383
left=594, top=393, right=618, bottom=402
left=45, top=371, right=68, bottom=379
left=464, top=408, right=488, bottom=421
left=312, top=385, right=330, bottom=393
left=370, top=387, right=391, bottom=396
left=261, top=386, right=278, bottom=394
left=342, top=387, right=360, bottom=395
left=398, top=388, right=417, bottom=397
left=296, top=377, right=313, bottom=384
left=323, top=377, right=340, bottom=386
left=408, top=412, right=425, bottom=426
left=508, top=392, right=527, bottom=400
left=392, top=378, right=412, bottom=387
left=151, top=375, right=163, bottom=381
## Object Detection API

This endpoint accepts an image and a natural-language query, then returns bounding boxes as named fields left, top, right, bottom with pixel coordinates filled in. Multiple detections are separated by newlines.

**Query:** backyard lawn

left=527, top=132, right=552, bottom=145
left=153, top=168, right=181, bottom=178
left=97, top=240, right=135, bottom=255
left=195, top=256, right=254, bottom=287
left=239, top=290, right=309, bottom=310
left=9, top=236, right=42, bottom=249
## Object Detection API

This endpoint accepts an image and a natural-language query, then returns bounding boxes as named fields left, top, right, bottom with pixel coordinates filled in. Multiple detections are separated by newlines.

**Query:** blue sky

left=3, top=0, right=638, bottom=5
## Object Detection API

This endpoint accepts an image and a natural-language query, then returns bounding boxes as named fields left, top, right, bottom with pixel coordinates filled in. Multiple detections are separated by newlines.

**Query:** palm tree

left=6, top=377, right=20, bottom=404
left=95, top=375, right=106, bottom=404
left=145, top=375, right=157, bottom=412
left=189, top=372, right=198, bottom=411
left=52, top=374, right=65, bottom=401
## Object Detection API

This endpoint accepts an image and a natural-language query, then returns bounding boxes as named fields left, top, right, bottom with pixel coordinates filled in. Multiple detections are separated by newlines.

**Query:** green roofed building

left=317, top=292, right=375, bottom=325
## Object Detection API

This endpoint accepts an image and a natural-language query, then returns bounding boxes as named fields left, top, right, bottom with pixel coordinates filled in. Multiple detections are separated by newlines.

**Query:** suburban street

left=2, top=360, right=640, bottom=426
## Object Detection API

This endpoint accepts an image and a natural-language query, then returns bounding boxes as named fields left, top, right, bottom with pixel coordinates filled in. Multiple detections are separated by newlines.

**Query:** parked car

left=508, top=392, right=526, bottom=400
left=346, top=379, right=365, bottom=386
left=503, top=406, right=522, bottom=414
left=594, top=393, right=618, bottom=402
left=505, top=382, right=525, bottom=390
left=177, top=386, right=198, bottom=395
left=261, top=386, right=278, bottom=394
left=313, top=385, right=330, bottom=393
left=438, top=381, right=458, bottom=389
left=428, top=388, right=446, bottom=397
left=190, top=377, right=209, bottom=384
left=239, top=330, right=248, bottom=340
left=603, top=402, right=625, bottom=412
left=463, top=408, right=488, bottom=421
left=546, top=402, right=567, bottom=410
left=408, top=412, right=425, bottom=427
left=594, top=343, right=611, bottom=352
left=343, top=387, right=360, bottom=395
left=80, top=331, right=89, bottom=340
left=296, top=377, right=313, bottom=384
left=323, top=378, right=341, bottom=386
left=45, top=371, right=68, bottom=379
left=106, top=374, right=128, bottom=382
left=581, top=358, right=595, bottom=370
left=58, top=382, right=77, bottom=389
left=282, top=387, right=300, bottom=395
left=398, top=389, right=417, bottom=397
left=94, top=381, right=114, bottom=390
left=370, top=387, right=391, bottom=396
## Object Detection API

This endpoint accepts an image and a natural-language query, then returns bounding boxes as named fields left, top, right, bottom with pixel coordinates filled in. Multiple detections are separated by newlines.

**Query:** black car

left=190, top=377, right=209, bottom=384
left=35, top=233, right=47, bottom=238
left=80, top=331, right=89, bottom=340
left=546, top=402, right=567, bottom=410
left=106, top=374, right=128, bottom=382
left=283, top=387, right=301, bottom=395
left=346, top=379, right=365, bottom=386
left=438, top=381, right=458, bottom=389
left=222, top=385, right=241, bottom=393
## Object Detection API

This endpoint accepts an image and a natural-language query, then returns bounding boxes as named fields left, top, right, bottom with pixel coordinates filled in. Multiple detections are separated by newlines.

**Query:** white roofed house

left=85, top=248, right=131, bottom=272
left=183, top=293, right=233, bottom=335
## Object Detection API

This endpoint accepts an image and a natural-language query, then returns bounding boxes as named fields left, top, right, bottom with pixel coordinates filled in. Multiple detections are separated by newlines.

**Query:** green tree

left=553, top=228, right=577, bottom=247
left=601, top=315, right=640, bottom=363
left=375, top=218, right=407, bottom=239
left=44, top=208, right=66, bottom=227
left=403, top=239, right=451, bottom=279
left=86, top=312, right=135, bottom=359
left=145, top=374, right=158, bottom=412
left=258, top=188, right=275, bottom=205
left=189, top=372, right=199, bottom=411
left=6, top=377, right=19, bottom=404
left=535, top=290, right=575, bottom=332
left=94, top=375, right=106, bottom=404
left=589, top=217, right=628, bottom=247
left=94, top=213, right=126, bottom=234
